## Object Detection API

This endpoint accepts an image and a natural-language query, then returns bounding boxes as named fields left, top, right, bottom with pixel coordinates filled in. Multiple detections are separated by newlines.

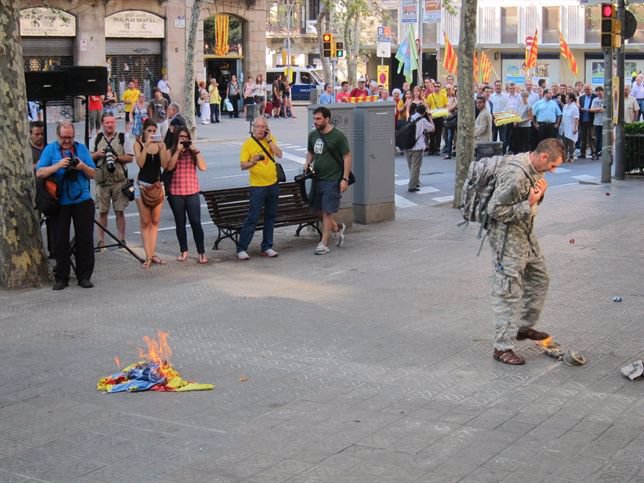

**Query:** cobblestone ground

left=0, top=179, right=643, bottom=483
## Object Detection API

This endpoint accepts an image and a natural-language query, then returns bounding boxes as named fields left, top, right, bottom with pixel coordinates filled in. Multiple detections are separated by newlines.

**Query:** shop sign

left=105, top=10, right=165, bottom=39
left=20, top=7, right=76, bottom=37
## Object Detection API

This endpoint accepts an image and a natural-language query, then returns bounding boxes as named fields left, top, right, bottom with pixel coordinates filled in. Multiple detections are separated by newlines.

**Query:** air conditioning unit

left=306, top=20, right=317, bottom=34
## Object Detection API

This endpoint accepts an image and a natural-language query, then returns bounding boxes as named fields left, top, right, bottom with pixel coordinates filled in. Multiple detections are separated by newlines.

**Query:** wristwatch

left=341, top=177, right=349, bottom=182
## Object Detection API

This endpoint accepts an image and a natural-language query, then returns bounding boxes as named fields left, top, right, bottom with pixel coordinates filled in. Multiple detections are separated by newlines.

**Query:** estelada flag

left=443, top=32, right=458, bottom=75
left=559, top=31, right=578, bottom=76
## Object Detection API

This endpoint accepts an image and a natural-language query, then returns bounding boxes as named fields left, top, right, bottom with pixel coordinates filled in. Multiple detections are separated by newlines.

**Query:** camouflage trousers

left=491, top=252, right=550, bottom=351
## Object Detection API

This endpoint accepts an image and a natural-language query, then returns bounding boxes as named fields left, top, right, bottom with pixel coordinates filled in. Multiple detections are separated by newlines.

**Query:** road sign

left=377, top=65, right=389, bottom=91
left=377, top=26, right=392, bottom=58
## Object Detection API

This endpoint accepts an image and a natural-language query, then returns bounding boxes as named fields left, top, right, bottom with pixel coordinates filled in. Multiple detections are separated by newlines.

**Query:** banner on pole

left=401, top=0, right=418, bottom=24
left=423, top=0, right=441, bottom=24
left=377, top=65, right=390, bottom=91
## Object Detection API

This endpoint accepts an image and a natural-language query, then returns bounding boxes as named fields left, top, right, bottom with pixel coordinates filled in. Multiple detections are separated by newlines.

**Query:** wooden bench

left=201, top=182, right=321, bottom=250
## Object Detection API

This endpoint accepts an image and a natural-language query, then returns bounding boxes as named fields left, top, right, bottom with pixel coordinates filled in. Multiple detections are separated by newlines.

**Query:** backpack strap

left=93, top=132, right=104, bottom=152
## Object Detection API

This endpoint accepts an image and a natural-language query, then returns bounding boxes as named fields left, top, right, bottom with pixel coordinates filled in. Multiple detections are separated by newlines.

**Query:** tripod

left=92, top=219, right=144, bottom=263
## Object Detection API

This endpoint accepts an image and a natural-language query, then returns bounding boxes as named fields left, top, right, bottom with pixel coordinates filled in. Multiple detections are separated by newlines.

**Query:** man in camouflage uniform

left=487, top=138, right=565, bottom=365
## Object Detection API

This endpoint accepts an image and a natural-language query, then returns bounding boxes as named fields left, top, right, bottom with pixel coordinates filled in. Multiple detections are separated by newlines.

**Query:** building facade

left=367, top=0, right=644, bottom=89
left=19, top=0, right=267, bottom=120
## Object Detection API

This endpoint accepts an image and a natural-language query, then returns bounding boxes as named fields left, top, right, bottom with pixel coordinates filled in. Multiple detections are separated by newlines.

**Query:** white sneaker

left=334, top=223, right=346, bottom=247
left=237, top=250, right=250, bottom=260
left=261, top=248, right=279, bottom=257
left=314, top=242, right=330, bottom=255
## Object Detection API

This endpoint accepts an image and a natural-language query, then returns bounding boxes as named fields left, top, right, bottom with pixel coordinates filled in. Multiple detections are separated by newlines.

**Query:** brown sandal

left=517, top=329, right=550, bottom=341
left=493, top=349, right=526, bottom=365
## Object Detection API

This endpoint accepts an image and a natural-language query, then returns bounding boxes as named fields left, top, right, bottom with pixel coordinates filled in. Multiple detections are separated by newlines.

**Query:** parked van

left=265, top=66, right=324, bottom=101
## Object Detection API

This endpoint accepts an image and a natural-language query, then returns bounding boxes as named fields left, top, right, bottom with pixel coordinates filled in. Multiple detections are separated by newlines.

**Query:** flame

left=538, top=336, right=553, bottom=348
left=138, top=331, right=173, bottom=377
left=114, top=356, right=121, bottom=369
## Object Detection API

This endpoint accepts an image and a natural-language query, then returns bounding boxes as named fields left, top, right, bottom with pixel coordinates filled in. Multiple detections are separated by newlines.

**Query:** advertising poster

left=423, top=0, right=441, bottom=24
left=502, top=58, right=560, bottom=86
left=401, top=0, right=418, bottom=24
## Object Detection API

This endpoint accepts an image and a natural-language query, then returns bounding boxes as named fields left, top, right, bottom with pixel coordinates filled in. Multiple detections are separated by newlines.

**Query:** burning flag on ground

left=97, top=331, right=214, bottom=393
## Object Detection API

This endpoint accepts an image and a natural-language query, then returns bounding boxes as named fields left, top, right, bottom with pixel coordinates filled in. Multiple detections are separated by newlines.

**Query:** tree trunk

left=317, top=4, right=332, bottom=83
left=345, top=14, right=360, bottom=84
left=452, top=0, right=477, bottom=208
left=184, top=0, right=203, bottom=134
left=0, top=1, right=49, bottom=289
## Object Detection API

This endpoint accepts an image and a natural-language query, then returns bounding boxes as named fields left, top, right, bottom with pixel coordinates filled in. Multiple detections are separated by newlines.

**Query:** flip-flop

left=151, top=255, right=166, bottom=265
left=142, top=258, right=152, bottom=269
left=177, top=252, right=188, bottom=262
left=198, top=254, right=208, bottom=264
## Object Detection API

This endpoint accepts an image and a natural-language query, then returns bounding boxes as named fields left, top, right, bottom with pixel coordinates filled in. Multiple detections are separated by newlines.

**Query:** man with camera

left=91, top=114, right=134, bottom=247
left=36, top=121, right=97, bottom=290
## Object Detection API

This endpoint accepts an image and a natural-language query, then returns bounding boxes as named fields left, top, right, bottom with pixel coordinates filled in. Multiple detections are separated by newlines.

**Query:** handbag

left=224, top=98, right=233, bottom=112
left=139, top=180, right=164, bottom=208
left=445, top=110, right=458, bottom=128
left=317, top=131, right=355, bottom=185
left=160, top=168, right=174, bottom=195
left=251, top=135, right=286, bottom=183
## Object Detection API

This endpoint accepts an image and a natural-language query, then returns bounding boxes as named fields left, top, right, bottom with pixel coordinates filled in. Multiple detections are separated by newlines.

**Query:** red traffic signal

left=602, top=3, right=614, bottom=18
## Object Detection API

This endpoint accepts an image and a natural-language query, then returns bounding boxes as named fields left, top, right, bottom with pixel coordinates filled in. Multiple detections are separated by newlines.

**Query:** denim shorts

left=312, top=179, right=341, bottom=214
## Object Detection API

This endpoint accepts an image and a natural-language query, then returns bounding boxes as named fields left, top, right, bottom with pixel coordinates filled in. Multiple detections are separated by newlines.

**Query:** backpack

left=35, top=176, right=60, bottom=217
left=459, top=154, right=532, bottom=252
left=395, top=117, right=421, bottom=150
left=94, top=132, right=125, bottom=153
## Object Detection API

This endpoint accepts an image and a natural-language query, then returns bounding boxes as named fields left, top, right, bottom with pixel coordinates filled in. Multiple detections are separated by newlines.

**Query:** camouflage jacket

left=487, top=153, right=543, bottom=259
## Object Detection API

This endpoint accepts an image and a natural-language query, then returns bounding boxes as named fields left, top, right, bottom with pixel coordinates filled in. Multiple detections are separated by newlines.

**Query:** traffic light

left=601, top=3, right=614, bottom=48
left=335, top=41, right=344, bottom=58
left=323, top=33, right=333, bottom=57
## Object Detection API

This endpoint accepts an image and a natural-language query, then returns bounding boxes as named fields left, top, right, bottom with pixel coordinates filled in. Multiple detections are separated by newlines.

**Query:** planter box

left=624, top=133, right=644, bottom=173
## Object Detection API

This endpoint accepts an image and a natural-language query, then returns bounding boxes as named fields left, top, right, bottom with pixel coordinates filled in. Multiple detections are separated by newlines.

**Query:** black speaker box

left=25, top=71, right=67, bottom=101
left=65, top=66, right=108, bottom=96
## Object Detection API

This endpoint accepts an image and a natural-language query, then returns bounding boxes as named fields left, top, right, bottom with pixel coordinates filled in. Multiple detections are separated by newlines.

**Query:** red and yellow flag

left=443, top=32, right=458, bottom=75
left=473, top=52, right=479, bottom=82
left=559, top=31, right=578, bottom=76
left=525, top=29, right=538, bottom=70
left=480, top=51, right=492, bottom=83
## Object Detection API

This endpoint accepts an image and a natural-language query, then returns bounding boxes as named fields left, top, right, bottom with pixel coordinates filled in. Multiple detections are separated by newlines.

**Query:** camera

left=104, top=147, right=116, bottom=173
left=257, top=154, right=265, bottom=160
left=122, top=179, right=135, bottom=202
left=180, top=140, right=192, bottom=148
left=151, top=133, right=162, bottom=143
left=68, top=157, right=80, bottom=168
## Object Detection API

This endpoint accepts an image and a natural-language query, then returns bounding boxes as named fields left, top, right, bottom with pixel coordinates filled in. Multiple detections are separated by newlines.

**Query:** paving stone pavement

left=0, top=178, right=643, bottom=483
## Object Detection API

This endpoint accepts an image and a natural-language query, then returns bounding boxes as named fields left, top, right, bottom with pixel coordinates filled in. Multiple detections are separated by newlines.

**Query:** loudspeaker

left=25, top=71, right=67, bottom=101
left=65, top=66, right=108, bottom=96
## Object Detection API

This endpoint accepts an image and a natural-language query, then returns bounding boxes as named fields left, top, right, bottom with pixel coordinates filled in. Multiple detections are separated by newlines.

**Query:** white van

left=265, top=66, right=324, bottom=101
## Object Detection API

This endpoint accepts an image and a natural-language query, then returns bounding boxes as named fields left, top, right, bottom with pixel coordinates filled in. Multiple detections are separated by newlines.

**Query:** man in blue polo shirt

left=36, top=121, right=97, bottom=290
left=531, top=89, right=562, bottom=143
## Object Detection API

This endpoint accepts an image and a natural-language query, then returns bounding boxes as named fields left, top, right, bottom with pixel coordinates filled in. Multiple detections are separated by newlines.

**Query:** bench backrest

left=201, top=182, right=311, bottom=228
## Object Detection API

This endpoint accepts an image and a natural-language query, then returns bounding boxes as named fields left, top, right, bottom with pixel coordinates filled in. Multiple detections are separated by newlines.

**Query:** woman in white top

left=253, top=74, right=267, bottom=115
left=512, top=91, right=533, bottom=154
left=242, top=74, right=256, bottom=117
left=560, top=93, right=579, bottom=163
left=198, top=81, right=210, bottom=124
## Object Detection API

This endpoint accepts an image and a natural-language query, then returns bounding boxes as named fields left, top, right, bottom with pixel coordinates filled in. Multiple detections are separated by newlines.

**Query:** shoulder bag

left=250, top=135, right=286, bottom=183
left=318, top=131, right=355, bottom=185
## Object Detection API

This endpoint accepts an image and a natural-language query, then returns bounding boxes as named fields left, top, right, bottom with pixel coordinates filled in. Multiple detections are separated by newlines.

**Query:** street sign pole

left=614, top=0, right=625, bottom=179
left=601, top=45, right=613, bottom=183
left=417, top=0, right=423, bottom=86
